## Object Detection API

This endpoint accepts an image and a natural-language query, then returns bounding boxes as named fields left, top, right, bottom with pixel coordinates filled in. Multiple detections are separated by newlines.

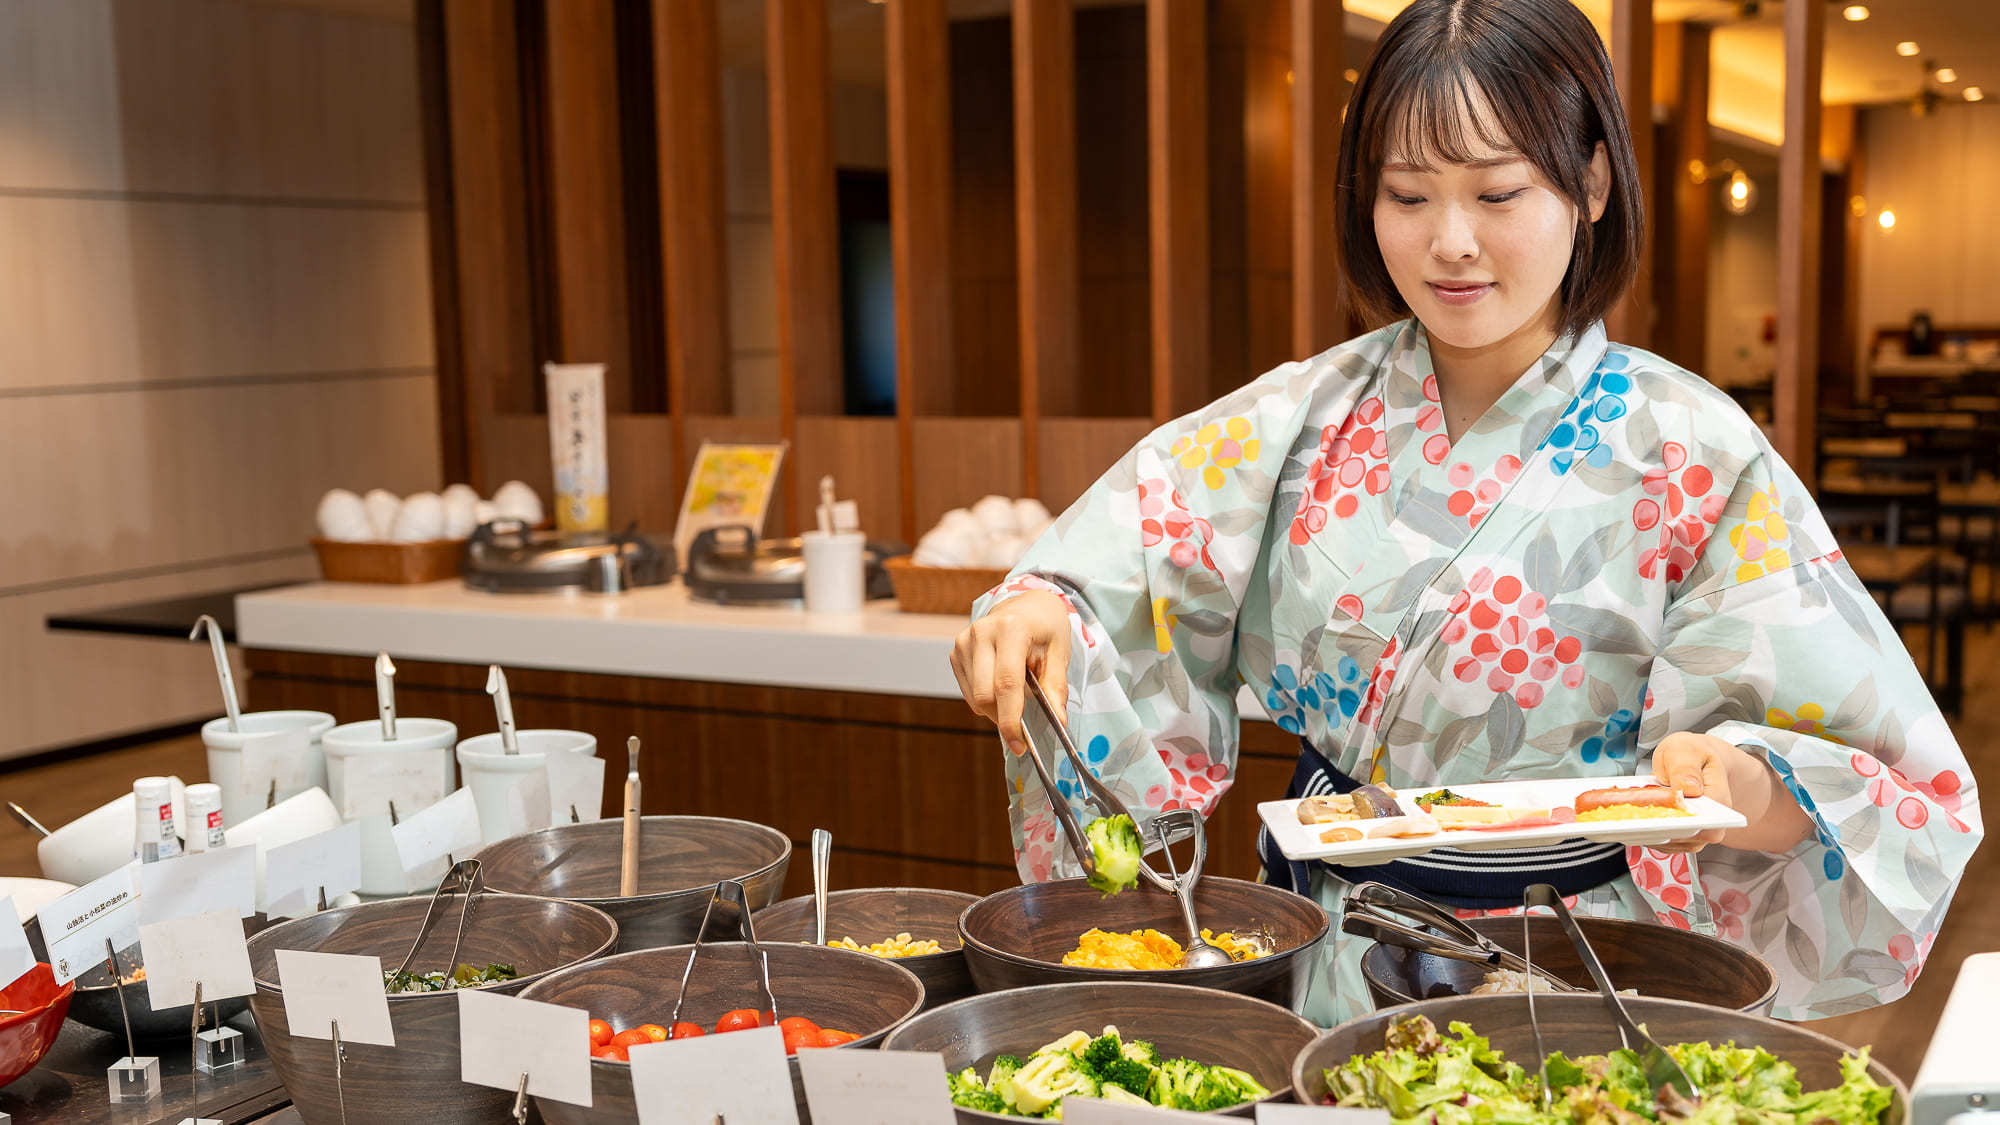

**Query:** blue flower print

left=1579, top=707, right=1639, bottom=763
left=1543, top=352, right=1633, bottom=475
left=1266, top=659, right=1368, bottom=735
left=1051, top=735, right=1113, bottom=801
left=1767, top=751, right=1846, bottom=878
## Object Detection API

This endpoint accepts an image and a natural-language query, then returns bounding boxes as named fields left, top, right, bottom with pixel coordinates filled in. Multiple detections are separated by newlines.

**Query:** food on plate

left=1321, top=1014, right=1889, bottom=1125
left=587, top=1010, right=857, bottom=1060
left=383, top=962, right=520, bottom=993
left=1296, top=784, right=1408, bottom=824
left=1573, top=784, right=1692, bottom=822
left=1430, top=805, right=1556, bottom=830
left=1414, top=789, right=1494, bottom=809
left=829, top=932, right=944, bottom=958
left=1062, top=927, right=1270, bottom=970
left=1319, top=826, right=1363, bottom=843
left=947, top=1024, right=1270, bottom=1115
left=1468, top=968, right=1563, bottom=995
left=1085, top=814, right=1144, bottom=896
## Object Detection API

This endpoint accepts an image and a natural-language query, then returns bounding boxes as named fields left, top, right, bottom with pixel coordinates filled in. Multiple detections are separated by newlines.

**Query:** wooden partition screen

left=419, top=0, right=1352, bottom=544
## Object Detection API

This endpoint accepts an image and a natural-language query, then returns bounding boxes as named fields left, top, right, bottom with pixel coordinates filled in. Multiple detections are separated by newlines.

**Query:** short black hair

left=1335, top=0, right=1645, bottom=340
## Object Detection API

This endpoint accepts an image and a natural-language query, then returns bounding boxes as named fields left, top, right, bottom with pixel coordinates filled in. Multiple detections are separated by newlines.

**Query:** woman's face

left=1371, top=95, right=1608, bottom=353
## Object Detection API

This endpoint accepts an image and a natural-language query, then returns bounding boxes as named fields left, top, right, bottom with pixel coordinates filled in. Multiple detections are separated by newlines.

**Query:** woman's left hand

left=1649, top=731, right=1815, bottom=855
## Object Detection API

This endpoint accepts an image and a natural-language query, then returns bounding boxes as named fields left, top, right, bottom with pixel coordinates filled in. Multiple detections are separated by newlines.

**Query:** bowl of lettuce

left=1290, top=995, right=1905, bottom=1125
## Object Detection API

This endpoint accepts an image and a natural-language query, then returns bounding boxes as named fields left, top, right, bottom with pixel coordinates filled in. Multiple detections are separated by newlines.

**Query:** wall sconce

left=1878, top=208, right=1897, bottom=232
left=1689, top=158, right=1757, bottom=216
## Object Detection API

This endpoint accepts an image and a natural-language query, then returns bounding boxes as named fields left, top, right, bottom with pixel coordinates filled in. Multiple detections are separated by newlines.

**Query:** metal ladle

left=1148, top=809, right=1234, bottom=969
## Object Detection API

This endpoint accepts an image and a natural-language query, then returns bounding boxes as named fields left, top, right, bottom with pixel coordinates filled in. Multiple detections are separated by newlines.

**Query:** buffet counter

left=234, top=583, right=1298, bottom=895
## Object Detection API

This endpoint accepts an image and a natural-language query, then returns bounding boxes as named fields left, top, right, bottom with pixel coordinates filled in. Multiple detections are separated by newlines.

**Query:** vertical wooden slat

left=1840, top=111, right=1867, bottom=401
left=416, top=0, right=467, bottom=484
left=888, top=0, right=956, bottom=544
left=441, top=0, right=537, bottom=490
left=1147, top=0, right=1209, bottom=423
left=1291, top=0, right=1342, bottom=358
left=653, top=0, right=730, bottom=527
left=543, top=0, right=633, bottom=412
left=766, top=0, right=842, bottom=531
left=1013, top=0, right=1079, bottom=499
left=1606, top=0, right=1653, bottom=349
left=1651, top=20, right=1709, bottom=372
left=1776, top=0, right=1824, bottom=481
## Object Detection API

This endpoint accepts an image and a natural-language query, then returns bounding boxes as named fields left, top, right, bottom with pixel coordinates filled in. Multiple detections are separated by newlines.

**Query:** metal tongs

left=1018, top=676, right=1187, bottom=892
left=1341, top=882, right=1582, bottom=992
left=390, top=858, right=485, bottom=978
left=669, top=880, right=779, bottom=1028
left=1522, top=884, right=1697, bottom=1107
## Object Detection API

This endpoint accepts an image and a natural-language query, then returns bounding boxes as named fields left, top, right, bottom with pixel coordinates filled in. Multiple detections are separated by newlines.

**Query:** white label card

left=543, top=750, right=605, bottom=824
left=264, top=821, right=363, bottom=917
left=456, top=989, right=592, bottom=1108
left=796, top=1048, right=955, bottom=1125
left=391, top=788, right=482, bottom=874
left=239, top=729, right=314, bottom=807
left=138, top=845, right=257, bottom=925
left=138, top=910, right=254, bottom=1008
left=1257, top=1108, right=1394, bottom=1125
left=0, top=898, right=34, bottom=991
left=45, top=865, right=140, bottom=985
left=629, top=1027, right=798, bottom=1125
left=337, top=750, right=448, bottom=820
left=1063, top=1100, right=1215, bottom=1124
left=275, top=949, right=394, bottom=1046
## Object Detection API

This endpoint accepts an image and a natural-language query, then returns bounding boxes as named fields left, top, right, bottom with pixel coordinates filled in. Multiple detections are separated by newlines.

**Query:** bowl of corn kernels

left=753, top=887, right=978, bottom=1011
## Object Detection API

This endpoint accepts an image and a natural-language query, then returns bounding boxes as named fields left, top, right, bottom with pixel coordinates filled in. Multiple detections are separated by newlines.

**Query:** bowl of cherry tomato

left=521, top=941, right=925, bottom=1123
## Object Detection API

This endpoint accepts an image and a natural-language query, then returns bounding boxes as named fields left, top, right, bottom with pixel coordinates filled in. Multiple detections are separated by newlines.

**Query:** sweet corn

left=828, top=932, right=944, bottom=958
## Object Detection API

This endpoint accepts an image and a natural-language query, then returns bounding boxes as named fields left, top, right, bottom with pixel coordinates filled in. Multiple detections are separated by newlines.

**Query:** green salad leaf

left=945, top=1024, right=1267, bottom=1117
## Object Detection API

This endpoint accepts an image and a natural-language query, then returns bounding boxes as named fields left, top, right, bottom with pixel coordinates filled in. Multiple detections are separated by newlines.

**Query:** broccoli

left=1120, top=1038, right=1160, bottom=1067
left=987, top=1054, right=1024, bottom=1089
left=997, top=1051, right=1099, bottom=1116
left=1151, top=1058, right=1269, bottom=1112
left=1099, top=1058, right=1157, bottom=1097
left=1099, top=1084, right=1153, bottom=1106
left=947, top=1066, right=1010, bottom=1114
left=1081, top=1031, right=1125, bottom=1073
left=1084, top=814, right=1143, bottom=895
left=1037, top=1030, right=1092, bottom=1056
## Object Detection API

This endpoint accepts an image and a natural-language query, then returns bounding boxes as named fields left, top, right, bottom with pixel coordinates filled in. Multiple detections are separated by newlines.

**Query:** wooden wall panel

left=1291, top=0, right=1343, bottom=358
left=653, top=0, right=732, bottom=452
left=887, top=0, right=955, bottom=541
left=945, top=19, right=1021, bottom=419
left=1013, top=0, right=1080, bottom=489
left=1776, top=0, right=1823, bottom=479
left=1038, top=417, right=1153, bottom=513
left=1148, top=0, right=1211, bottom=423
left=792, top=417, right=904, bottom=542
left=765, top=0, right=843, bottom=425
left=913, top=418, right=1022, bottom=530
left=1075, top=9, right=1151, bottom=420
left=1605, top=0, right=1653, bottom=350
left=1651, top=21, right=1709, bottom=372
left=542, top=0, right=634, bottom=412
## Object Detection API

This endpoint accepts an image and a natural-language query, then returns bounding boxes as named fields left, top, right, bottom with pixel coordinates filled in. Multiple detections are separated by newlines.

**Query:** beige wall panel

left=0, top=553, right=319, bottom=759
left=0, top=374, right=440, bottom=590
left=793, top=416, right=902, bottom=540
left=912, top=418, right=1021, bottom=533
left=0, top=199, right=432, bottom=389
left=1038, top=417, right=1150, bottom=513
left=0, top=0, right=420, bottom=201
left=1856, top=105, right=2000, bottom=359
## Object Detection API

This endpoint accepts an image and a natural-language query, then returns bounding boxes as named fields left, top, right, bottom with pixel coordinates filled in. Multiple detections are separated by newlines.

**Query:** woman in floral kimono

left=952, top=0, right=1980, bottom=1026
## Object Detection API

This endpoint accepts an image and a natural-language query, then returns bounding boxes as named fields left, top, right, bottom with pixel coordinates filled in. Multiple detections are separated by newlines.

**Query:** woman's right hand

left=951, top=590, right=1073, bottom=756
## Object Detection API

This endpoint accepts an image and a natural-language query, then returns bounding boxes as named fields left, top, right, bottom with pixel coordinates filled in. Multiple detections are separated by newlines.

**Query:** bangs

left=1372, top=61, right=1521, bottom=172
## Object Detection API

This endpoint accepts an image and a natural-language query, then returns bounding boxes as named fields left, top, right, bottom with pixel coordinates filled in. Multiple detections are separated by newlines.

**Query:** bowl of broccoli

left=884, top=980, right=1317, bottom=1119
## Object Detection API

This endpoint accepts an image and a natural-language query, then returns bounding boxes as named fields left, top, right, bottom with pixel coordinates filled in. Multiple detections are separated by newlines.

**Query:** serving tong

left=1018, top=677, right=1187, bottom=894
left=390, top=858, right=485, bottom=980
left=1520, top=883, right=1697, bottom=1107
left=669, top=880, right=780, bottom=1029
left=1340, top=882, right=1582, bottom=993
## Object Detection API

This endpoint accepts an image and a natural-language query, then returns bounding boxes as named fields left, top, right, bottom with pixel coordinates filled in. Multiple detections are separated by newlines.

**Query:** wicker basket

left=310, top=538, right=466, bottom=584
left=883, top=557, right=1011, bottom=616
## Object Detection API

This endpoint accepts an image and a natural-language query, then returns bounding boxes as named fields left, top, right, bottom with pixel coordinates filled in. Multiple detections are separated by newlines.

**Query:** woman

left=952, top=0, right=1980, bottom=1027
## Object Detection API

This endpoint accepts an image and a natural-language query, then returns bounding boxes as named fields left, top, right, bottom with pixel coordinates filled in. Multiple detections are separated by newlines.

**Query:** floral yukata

left=971, top=319, right=1981, bottom=1027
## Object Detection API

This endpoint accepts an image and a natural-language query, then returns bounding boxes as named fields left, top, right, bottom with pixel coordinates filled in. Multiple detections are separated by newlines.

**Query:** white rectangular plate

left=1257, top=777, right=1746, bottom=866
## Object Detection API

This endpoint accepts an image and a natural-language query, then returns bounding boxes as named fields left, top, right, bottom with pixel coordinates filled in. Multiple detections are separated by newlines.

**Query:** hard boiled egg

left=492, top=481, right=543, bottom=525
left=389, top=492, right=445, bottom=542
left=362, top=489, right=401, bottom=540
left=440, top=485, right=479, bottom=539
left=1012, top=498, right=1052, bottom=531
left=315, top=489, right=371, bottom=542
left=970, top=495, right=1020, bottom=536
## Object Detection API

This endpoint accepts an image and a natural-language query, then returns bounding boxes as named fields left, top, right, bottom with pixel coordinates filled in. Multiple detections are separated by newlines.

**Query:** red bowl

left=0, top=964, right=74, bottom=1088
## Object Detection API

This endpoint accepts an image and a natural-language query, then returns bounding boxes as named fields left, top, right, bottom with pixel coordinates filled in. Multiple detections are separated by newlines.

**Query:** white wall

left=1704, top=144, right=1781, bottom=388
left=0, top=0, right=440, bottom=756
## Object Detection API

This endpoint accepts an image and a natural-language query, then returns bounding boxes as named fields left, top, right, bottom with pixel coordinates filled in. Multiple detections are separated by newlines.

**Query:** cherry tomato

left=669, top=1021, right=705, bottom=1040
left=588, top=1018, right=613, bottom=1047
left=588, top=1044, right=609, bottom=1059
left=609, top=1028, right=651, bottom=1049
left=817, top=1029, right=859, bottom=1047
left=776, top=1016, right=820, bottom=1037
left=636, top=1023, right=668, bottom=1042
left=602, top=1043, right=629, bottom=1062
left=782, top=1025, right=819, bottom=1054
left=714, top=1009, right=764, bottom=1033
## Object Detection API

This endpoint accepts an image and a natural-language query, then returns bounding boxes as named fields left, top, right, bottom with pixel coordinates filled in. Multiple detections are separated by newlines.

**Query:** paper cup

left=222, top=787, right=344, bottom=909
left=201, top=710, right=336, bottom=827
left=802, top=530, right=866, bottom=613
left=37, top=778, right=188, bottom=885
left=321, top=718, right=458, bottom=895
left=455, top=730, right=599, bottom=845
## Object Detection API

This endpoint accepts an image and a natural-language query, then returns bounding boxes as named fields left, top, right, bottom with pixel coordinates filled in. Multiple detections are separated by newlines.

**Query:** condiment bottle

left=132, top=776, right=182, bottom=863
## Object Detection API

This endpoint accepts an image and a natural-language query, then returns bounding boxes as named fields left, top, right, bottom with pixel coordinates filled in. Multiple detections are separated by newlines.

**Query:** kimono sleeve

left=969, top=371, right=1316, bottom=884
left=1633, top=454, right=1982, bottom=1019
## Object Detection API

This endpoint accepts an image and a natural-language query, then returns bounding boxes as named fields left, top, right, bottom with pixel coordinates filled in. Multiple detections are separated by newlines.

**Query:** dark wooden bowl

left=752, top=887, right=978, bottom=1010
left=958, top=877, right=1329, bottom=1010
left=25, top=912, right=272, bottom=1039
left=519, top=941, right=925, bottom=1125
left=1360, top=914, right=1779, bottom=1014
left=472, top=816, right=792, bottom=952
left=246, top=892, right=619, bottom=1125
left=882, top=981, right=1318, bottom=1120
left=1292, top=994, right=1908, bottom=1119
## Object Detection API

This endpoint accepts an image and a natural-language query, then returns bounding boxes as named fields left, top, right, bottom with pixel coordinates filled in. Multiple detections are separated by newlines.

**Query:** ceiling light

left=1842, top=4, right=1869, bottom=20
left=1724, top=170, right=1757, bottom=216
left=1897, top=41, right=1920, bottom=57
left=1937, top=67, right=1958, bottom=83
left=1878, top=209, right=1897, bottom=232
left=1968, top=87, right=1986, bottom=102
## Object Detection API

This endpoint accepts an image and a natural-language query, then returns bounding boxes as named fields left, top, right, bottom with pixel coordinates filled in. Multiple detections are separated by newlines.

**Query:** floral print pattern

left=972, top=319, right=1981, bottom=1027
